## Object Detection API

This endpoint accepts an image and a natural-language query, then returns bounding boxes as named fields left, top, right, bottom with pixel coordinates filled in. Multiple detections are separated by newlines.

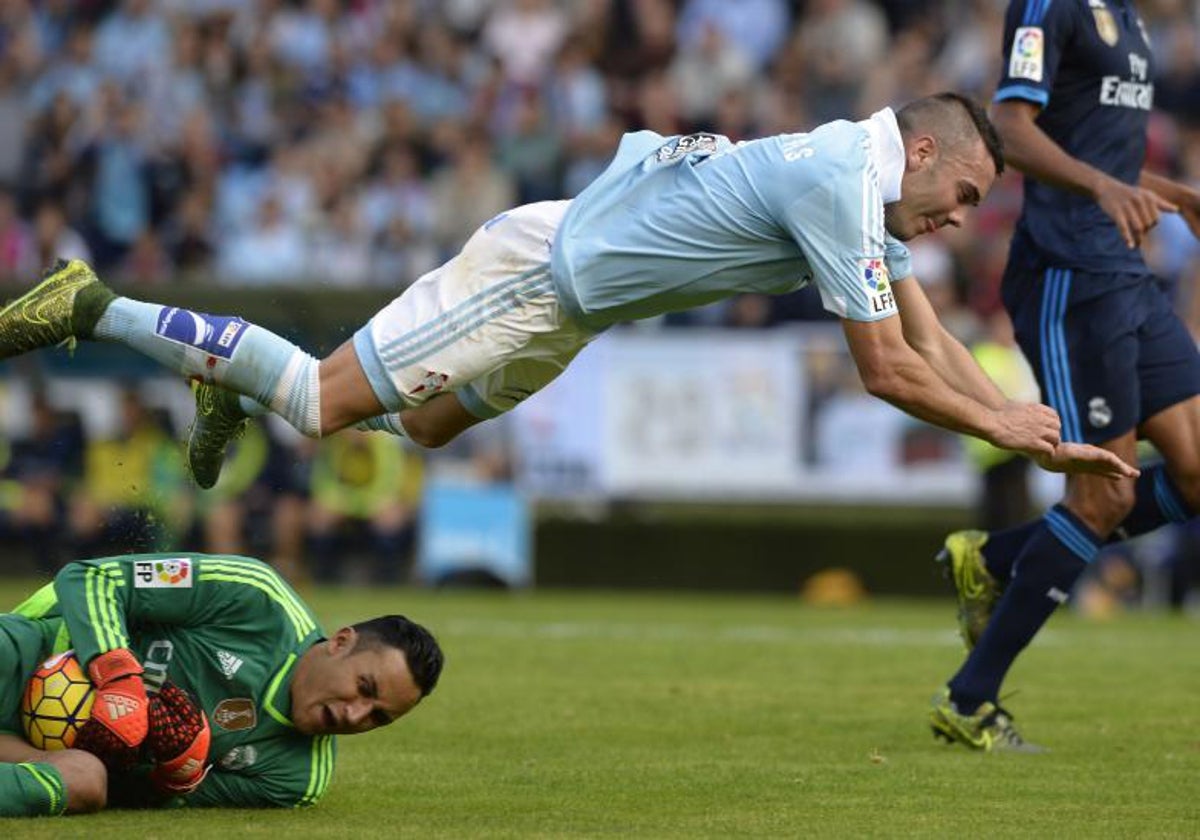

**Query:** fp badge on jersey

left=860, top=258, right=896, bottom=316
left=1009, top=27, right=1044, bottom=81
left=133, top=558, right=193, bottom=588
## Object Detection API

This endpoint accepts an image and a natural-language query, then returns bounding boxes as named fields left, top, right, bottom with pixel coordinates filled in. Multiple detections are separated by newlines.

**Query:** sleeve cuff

left=993, top=85, right=1050, bottom=106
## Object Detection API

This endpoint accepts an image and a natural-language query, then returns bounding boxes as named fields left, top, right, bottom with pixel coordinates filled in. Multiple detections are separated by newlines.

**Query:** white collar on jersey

left=861, top=107, right=904, bottom=204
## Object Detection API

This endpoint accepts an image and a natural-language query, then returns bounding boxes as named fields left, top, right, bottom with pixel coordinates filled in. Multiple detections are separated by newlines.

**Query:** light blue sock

left=238, top=396, right=270, bottom=417
left=94, top=298, right=322, bottom=437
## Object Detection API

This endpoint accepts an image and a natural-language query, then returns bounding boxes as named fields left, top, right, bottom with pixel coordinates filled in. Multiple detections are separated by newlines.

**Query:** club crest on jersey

left=219, top=745, right=258, bottom=771
left=1092, top=6, right=1119, bottom=47
left=409, top=371, right=449, bottom=396
left=1009, top=26, right=1044, bottom=82
left=133, top=558, right=192, bottom=588
left=860, top=258, right=895, bottom=316
left=1088, top=397, right=1113, bottom=428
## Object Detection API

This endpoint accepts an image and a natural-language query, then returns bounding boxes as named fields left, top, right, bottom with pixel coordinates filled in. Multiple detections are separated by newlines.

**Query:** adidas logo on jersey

left=104, top=695, right=142, bottom=720
left=217, top=650, right=244, bottom=679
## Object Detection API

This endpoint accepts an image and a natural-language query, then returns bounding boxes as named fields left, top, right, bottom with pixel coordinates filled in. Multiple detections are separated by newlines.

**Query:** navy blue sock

left=1115, top=463, right=1191, bottom=538
left=980, top=520, right=1040, bottom=582
left=980, top=464, right=1191, bottom=583
left=948, top=504, right=1101, bottom=713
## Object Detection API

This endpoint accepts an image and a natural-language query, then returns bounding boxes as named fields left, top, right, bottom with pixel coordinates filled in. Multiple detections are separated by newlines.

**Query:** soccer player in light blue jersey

left=0, top=93, right=1136, bottom=488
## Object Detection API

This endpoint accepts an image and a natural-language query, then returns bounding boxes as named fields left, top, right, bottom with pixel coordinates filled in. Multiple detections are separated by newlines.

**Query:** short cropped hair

left=352, top=614, right=445, bottom=697
left=895, top=92, right=1005, bottom=177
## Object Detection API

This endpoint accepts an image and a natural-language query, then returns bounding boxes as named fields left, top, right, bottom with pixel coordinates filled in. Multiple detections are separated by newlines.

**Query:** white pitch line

left=437, top=618, right=1068, bottom=648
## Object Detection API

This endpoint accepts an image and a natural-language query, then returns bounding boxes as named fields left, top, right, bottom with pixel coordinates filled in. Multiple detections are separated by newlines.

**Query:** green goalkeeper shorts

left=0, top=614, right=57, bottom=736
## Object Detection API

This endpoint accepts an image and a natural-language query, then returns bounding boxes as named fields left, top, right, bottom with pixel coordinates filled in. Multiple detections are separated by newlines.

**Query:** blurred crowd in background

left=0, top=0, right=1196, bottom=308
left=0, top=0, right=1199, bottom=602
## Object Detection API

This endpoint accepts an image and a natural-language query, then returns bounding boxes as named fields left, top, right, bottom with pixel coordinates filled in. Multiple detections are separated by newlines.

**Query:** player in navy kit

left=930, top=0, right=1200, bottom=751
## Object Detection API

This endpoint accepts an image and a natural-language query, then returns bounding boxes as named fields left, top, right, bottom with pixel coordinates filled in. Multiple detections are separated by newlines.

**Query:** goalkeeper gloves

left=147, top=682, right=212, bottom=795
left=86, top=648, right=149, bottom=749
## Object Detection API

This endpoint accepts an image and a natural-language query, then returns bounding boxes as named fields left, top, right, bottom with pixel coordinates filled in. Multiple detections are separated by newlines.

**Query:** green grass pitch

left=2, top=582, right=1198, bottom=838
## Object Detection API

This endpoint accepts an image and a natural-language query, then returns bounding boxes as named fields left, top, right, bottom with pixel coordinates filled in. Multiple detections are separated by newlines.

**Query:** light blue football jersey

left=549, top=111, right=913, bottom=330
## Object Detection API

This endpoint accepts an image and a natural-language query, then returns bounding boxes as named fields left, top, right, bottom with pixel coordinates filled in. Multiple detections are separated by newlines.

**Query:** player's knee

left=52, top=749, right=107, bottom=813
left=403, top=419, right=459, bottom=449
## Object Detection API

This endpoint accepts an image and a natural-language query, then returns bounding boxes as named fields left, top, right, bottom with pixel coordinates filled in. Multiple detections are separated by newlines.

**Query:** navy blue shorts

left=1002, top=258, right=1200, bottom=445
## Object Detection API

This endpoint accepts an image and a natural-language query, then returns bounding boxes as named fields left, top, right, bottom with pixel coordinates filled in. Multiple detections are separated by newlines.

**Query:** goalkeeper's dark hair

left=352, top=615, right=444, bottom=697
left=896, top=92, right=1004, bottom=177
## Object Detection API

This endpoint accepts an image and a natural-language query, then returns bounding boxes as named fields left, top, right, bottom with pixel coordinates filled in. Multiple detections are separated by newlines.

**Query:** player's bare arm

left=842, top=314, right=1058, bottom=455
left=891, top=273, right=1007, bottom=409
left=845, top=313, right=1137, bottom=480
left=990, top=100, right=1176, bottom=248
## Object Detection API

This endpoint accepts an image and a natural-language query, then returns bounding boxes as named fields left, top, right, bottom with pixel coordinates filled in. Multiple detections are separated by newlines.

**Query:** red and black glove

left=86, top=648, right=149, bottom=749
left=146, top=682, right=211, bottom=795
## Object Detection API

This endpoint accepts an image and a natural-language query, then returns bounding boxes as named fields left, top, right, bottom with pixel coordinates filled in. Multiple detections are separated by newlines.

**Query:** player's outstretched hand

left=1033, top=442, right=1139, bottom=480
left=85, top=648, right=149, bottom=749
left=989, top=401, right=1061, bottom=457
left=147, top=681, right=211, bottom=795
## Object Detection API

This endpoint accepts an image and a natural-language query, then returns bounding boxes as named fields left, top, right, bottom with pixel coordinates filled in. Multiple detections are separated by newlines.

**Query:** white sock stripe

left=268, top=351, right=321, bottom=438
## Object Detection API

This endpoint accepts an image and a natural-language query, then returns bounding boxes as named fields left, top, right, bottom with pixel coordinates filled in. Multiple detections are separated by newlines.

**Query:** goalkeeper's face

left=291, top=628, right=424, bottom=736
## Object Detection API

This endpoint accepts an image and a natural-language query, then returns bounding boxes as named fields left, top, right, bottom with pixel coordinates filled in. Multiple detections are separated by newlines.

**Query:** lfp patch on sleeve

left=155, top=307, right=248, bottom=359
left=1009, top=27, right=1044, bottom=82
left=133, top=558, right=193, bottom=588
left=860, top=258, right=896, bottom=316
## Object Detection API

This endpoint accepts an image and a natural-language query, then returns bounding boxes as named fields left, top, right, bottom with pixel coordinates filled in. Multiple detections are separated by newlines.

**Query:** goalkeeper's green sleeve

left=0, top=761, right=67, bottom=817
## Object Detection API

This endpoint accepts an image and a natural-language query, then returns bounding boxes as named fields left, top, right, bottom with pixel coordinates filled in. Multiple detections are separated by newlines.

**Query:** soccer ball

left=21, top=650, right=95, bottom=750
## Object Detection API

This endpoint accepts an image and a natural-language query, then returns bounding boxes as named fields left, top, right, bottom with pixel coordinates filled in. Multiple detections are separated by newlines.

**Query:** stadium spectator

left=0, top=390, right=83, bottom=575
left=496, top=89, right=563, bottom=204
left=429, top=130, right=516, bottom=257
left=92, top=0, right=172, bottom=86
left=306, top=431, right=422, bottom=585
left=931, top=0, right=1200, bottom=753
left=676, top=0, right=791, bottom=73
left=0, top=188, right=34, bottom=284
left=0, top=59, right=30, bottom=187
left=790, top=0, right=890, bottom=122
left=960, top=309, right=1040, bottom=532
left=217, top=193, right=307, bottom=285
left=67, top=387, right=191, bottom=559
left=195, top=418, right=311, bottom=585
left=87, top=91, right=153, bottom=270
left=482, top=0, right=570, bottom=87
left=668, top=23, right=754, bottom=128
left=0, top=553, right=443, bottom=814
left=30, top=199, right=90, bottom=269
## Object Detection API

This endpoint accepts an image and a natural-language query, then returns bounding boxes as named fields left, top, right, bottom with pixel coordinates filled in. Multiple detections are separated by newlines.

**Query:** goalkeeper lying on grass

left=0, top=553, right=443, bottom=815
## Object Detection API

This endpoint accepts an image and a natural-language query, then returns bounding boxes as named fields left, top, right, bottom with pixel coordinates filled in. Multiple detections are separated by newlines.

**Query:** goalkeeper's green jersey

left=12, top=553, right=335, bottom=808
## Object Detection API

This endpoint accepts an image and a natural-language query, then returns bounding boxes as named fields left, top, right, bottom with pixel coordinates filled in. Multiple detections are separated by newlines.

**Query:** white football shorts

left=353, top=200, right=595, bottom=418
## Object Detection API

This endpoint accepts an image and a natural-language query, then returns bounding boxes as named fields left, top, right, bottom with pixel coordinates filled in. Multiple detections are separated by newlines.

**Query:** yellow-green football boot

left=936, top=529, right=1002, bottom=649
left=0, top=259, right=116, bottom=359
left=929, top=687, right=1045, bottom=753
left=186, top=381, right=249, bottom=490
